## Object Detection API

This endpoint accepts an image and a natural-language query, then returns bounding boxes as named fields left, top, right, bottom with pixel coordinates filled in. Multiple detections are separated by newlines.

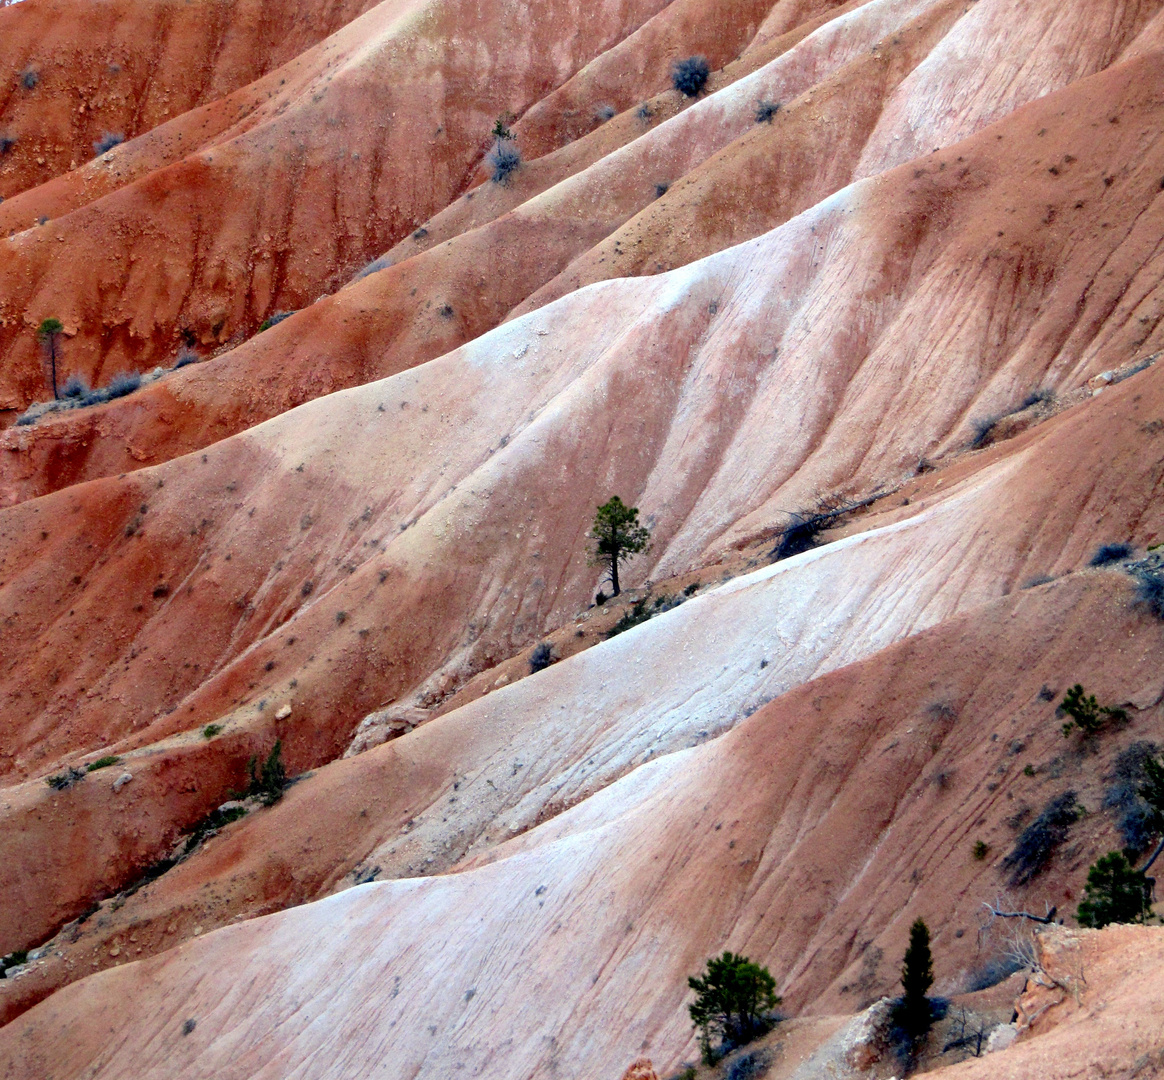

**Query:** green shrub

left=1059, top=684, right=1126, bottom=738
left=86, top=755, right=121, bottom=772
left=203, top=724, right=223, bottom=739
left=972, top=840, right=989, bottom=861
left=247, top=740, right=287, bottom=806
left=1076, top=851, right=1151, bottom=928
left=688, top=951, right=780, bottom=1063
left=46, top=767, right=86, bottom=790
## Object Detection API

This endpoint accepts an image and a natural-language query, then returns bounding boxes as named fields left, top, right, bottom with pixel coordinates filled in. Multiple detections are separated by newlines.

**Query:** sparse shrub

left=86, top=755, right=121, bottom=772
left=595, top=103, right=617, bottom=122
left=964, top=954, right=1023, bottom=992
left=92, top=131, right=124, bottom=156
left=969, top=415, right=999, bottom=448
left=46, top=766, right=86, bottom=790
left=80, top=387, right=111, bottom=407
left=529, top=641, right=553, bottom=673
left=1023, top=763, right=1035, bottom=777
left=182, top=803, right=248, bottom=854
left=15, top=415, right=35, bottom=426
left=1059, top=683, right=1126, bottom=739
left=636, top=102, right=653, bottom=123
left=754, top=100, right=780, bottom=123
left=726, top=1048, right=773, bottom=1080
left=607, top=597, right=650, bottom=638
left=487, top=139, right=521, bottom=183
left=61, top=373, right=89, bottom=398
left=258, top=310, right=295, bottom=333
left=683, top=582, right=699, bottom=597
left=0, top=950, right=29, bottom=979
left=1104, top=742, right=1162, bottom=853
left=1022, top=574, right=1054, bottom=589
left=972, top=840, right=989, bottom=861
left=202, top=723, right=223, bottom=739
left=247, top=740, right=287, bottom=806
left=595, top=590, right=607, bottom=606
left=174, top=348, right=200, bottom=368
left=105, top=371, right=141, bottom=399
left=0, top=134, right=16, bottom=155
left=672, top=55, right=710, bottom=97
left=769, top=494, right=855, bottom=561
left=655, top=182, right=669, bottom=198
left=491, top=115, right=513, bottom=141
left=1131, top=563, right=1164, bottom=618
left=1021, top=387, right=1055, bottom=409
left=1002, top=790, right=1079, bottom=885
left=588, top=496, right=650, bottom=597
left=688, top=951, right=780, bottom=1064
left=1076, top=851, right=1152, bottom=928
left=21, top=68, right=39, bottom=91
left=1091, top=542, right=1134, bottom=567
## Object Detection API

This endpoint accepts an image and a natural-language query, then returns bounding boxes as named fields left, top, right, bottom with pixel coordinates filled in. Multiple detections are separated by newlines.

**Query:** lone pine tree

left=588, top=496, right=650, bottom=597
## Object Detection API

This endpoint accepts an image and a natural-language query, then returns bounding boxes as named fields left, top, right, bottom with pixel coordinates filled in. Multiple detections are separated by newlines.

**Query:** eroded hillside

left=2, top=0, right=1164, bottom=1077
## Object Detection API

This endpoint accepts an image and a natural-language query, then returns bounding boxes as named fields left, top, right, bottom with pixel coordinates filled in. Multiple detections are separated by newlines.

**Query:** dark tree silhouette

left=37, top=317, right=64, bottom=399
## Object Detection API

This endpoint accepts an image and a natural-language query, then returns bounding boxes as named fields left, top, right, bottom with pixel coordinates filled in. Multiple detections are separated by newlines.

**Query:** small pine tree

left=36, top=317, right=64, bottom=399
left=588, top=496, right=650, bottom=597
left=1076, top=852, right=1152, bottom=928
left=1059, top=684, right=1126, bottom=738
left=688, top=951, right=780, bottom=1063
left=895, top=918, right=934, bottom=1047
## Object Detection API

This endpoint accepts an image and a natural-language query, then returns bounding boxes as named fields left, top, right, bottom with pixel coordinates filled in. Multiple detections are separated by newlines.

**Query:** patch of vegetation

left=688, top=951, right=780, bottom=1064
left=246, top=740, right=287, bottom=806
left=0, top=134, right=16, bottom=155
left=636, top=103, right=653, bottom=123
left=174, top=348, right=200, bottom=368
left=1104, top=742, right=1162, bottom=853
left=182, top=803, right=248, bottom=855
left=725, top=1048, right=773, bottom=1080
left=1131, top=562, right=1164, bottom=618
left=61, top=373, right=89, bottom=399
left=86, top=755, right=121, bottom=772
left=105, top=371, right=142, bottom=400
left=606, top=593, right=685, bottom=639
left=203, top=723, right=223, bottom=739
left=1020, top=387, right=1055, bottom=409
left=654, top=182, right=669, bottom=198
left=963, top=954, right=1023, bottom=992
left=487, top=139, right=521, bottom=184
left=1090, top=542, right=1134, bottom=567
left=972, top=840, right=989, bottom=861
left=1001, top=790, right=1079, bottom=885
left=21, top=68, right=39, bottom=90
left=595, top=103, right=617, bottom=122
left=1076, top=851, right=1152, bottom=928
left=92, top=131, right=124, bottom=156
left=1058, top=684, right=1126, bottom=739
left=258, top=311, right=295, bottom=333
left=529, top=641, right=553, bottom=673
left=37, top=317, right=64, bottom=399
left=769, top=494, right=860, bottom=561
left=46, top=766, right=86, bottom=790
left=491, top=115, right=513, bottom=141
left=672, top=56, right=710, bottom=97
left=754, top=100, right=780, bottom=123
left=969, top=414, right=1000, bottom=448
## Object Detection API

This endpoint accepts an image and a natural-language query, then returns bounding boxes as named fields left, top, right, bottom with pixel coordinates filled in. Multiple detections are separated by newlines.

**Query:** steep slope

left=0, top=0, right=380, bottom=199
left=3, top=0, right=1164, bottom=1075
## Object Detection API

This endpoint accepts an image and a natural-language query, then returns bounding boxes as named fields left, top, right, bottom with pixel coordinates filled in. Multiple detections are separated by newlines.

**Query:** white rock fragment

left=112, top=772, right=133, bottom=792
left=275, top=704, right=292, bottom=720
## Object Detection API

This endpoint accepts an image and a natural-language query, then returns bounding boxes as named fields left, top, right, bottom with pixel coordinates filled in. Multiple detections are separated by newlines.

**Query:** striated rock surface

left=2, top=0, right=1164, bottom=1077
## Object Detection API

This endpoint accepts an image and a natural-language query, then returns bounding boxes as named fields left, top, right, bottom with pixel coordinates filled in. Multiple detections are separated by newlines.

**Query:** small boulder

left=112, top=771, right=133, bottom=792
